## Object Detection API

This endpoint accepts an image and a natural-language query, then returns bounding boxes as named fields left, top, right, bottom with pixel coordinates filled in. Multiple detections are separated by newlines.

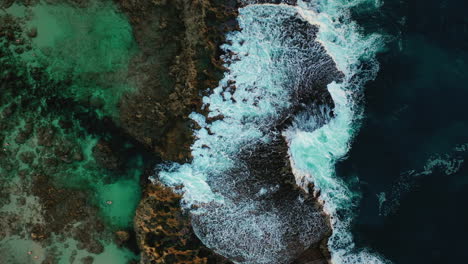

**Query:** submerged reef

left=0, top=0, right=240, bottom=263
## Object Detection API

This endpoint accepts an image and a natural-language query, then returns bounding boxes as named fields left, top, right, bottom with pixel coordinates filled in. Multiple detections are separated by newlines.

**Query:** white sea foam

left=158, top=5, right=301, bottom=206
left=156, top=1, right=389, bottom=263
left=285, top=1, right=389, bottom=263
left=157, top=5, right=336, bottom=263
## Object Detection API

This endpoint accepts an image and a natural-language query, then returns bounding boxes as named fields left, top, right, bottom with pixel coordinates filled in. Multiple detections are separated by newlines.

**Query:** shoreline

left=0, top=0, right=348, bottom=263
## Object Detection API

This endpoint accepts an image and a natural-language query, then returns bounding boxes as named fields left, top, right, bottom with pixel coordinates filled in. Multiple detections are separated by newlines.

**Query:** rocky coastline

left=0, top=0, right=337, bottom=263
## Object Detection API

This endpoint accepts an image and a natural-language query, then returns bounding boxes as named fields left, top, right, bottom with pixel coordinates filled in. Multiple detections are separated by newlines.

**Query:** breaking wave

left=284, top=1, right=389, bottom=263
left=156, top=0, right=388, bottom=263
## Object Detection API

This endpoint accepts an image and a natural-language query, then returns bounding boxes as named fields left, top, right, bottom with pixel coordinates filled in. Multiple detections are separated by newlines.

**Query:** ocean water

left=336, top=0, right=468, bottom=263
left=285, top=1, right=388, bottom=263
left=2, top=0, right=460, bottom=263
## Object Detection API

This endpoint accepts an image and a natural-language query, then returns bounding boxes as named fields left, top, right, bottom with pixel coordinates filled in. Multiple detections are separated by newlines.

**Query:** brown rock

left=89, top=96, right=104, bottom=109
left=72, top=150, right=84, bottom=161
left=27, top=27, right=37, bottom=38
left=115, top=230, right=130, bottom=245
left=116, top=0, right=238, bottom=162
left=37, top=126, right=55, bottom=147
left=30, top=224, right=49, bottom=241
left=19, top=151, right=36, bottom=164
left=87, top=240, right=104, bottom=254
left=81, top=256, right=94, bottom=264
left=41, top=254, right=58, bottom=264
left=134, top=183, right=233, bottom=264
left=92, top=139, right=120, bottom=170
left=1, top=104, right=16, bottom=118
left=0, top=0, right=15, bottom=8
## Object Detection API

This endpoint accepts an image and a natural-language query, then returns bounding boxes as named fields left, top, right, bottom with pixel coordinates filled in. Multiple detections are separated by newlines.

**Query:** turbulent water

left=158, top=0, right=387, bottom=263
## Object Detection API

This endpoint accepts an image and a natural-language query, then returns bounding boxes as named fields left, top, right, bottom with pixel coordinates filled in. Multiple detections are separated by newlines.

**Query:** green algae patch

left=4, top=0, right=138, bottom=118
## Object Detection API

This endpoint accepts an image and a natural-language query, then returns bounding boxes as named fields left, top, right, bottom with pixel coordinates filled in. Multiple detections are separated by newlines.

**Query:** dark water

left=338, top=0, right=468, bottom=263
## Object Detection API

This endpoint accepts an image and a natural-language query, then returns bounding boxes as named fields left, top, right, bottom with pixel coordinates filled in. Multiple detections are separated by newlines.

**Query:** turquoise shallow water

left=3, top=1, right=136, bottom=118
left=0, top=1, right=142, bottom=262
left=3, top=0, right=142, bottom=230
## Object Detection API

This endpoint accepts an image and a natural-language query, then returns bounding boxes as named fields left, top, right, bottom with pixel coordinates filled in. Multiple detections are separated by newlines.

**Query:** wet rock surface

left=116, top=0, right=238, bottom=162
left=134, top=181, right=233, bottom=264
left=92, top=139, right=122, bottom=170
left=191, top=135, right=332, bottom=264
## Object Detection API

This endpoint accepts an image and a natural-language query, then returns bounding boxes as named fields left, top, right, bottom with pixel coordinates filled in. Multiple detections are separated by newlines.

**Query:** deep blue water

left=338, top=0, right=468, bottom=263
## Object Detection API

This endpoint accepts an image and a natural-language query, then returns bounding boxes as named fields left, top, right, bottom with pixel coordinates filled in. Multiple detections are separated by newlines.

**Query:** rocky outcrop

left=189, top=134, right=332, bottom=264
left=117, top=0, right=238, bottom=162
left=1, top=1, right=338, bottom=263
left=134, top=182, right=232, bottom=264
left=291, top=241, right=331, bottom=264
left=92, top=139, right=121, bottom=170
left=118, top=2, right=241, bottom=261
